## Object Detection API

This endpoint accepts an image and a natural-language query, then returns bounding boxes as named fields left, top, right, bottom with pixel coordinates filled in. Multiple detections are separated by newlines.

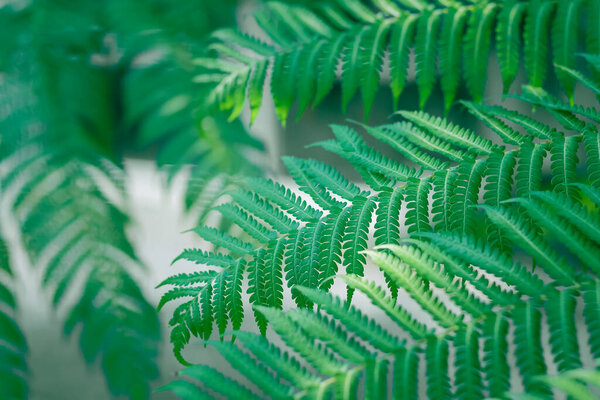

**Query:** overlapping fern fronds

left=0, top=74, right=161, bottom=399
left=195, top=0, right=597, bottom=123
left=0, top=233, right=28, bottom=400
left=159, top=66, right=600, bottom=362
left=160, top=184, right=600, bottom=399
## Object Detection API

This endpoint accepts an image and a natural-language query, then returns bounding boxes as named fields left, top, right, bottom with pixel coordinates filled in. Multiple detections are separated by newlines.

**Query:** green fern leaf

left=301, top=158, right=364, bottom=201
left=360, top=20, right=392, bottom=119
left=454, top=323, right=483, bottom=400
left=508, top=197, right=600, bottom=275
left=343, top=196, right=376, bottom=301
left=234, top=331, right=320, bottom=388
left=212, top=270, right=229, bottom=337
left=552, top=0, right=583, bottom=103
left=484, top=150, right=517, bottom=252
left=271, top=50, right=301, bottom=125
left=294, top=286, right=402, bottom=353
left=582, top=280, right=600, bottom=360
left=425, top=336, right=451, bottom=400
left=497, top=0, right=527, bottom=93
left=481, top=204, right=576, bottom=285
left=367, top=251, right=462, bottom=328
left=387, top=120, right=467, bottom=162
left=407, top=238, right=518, bottom=306
left=439, top=6, right=468, bottom=113
left=248, top=60, right=268, bottom=125
left=515, top=140, right=547, bottom=198
left=172, top=248, right=236, bottom=268
left=512, top=301, right=552, bottom=395
left=247, top=178, right=322, bottom=221
left=384, top=244, right=490, bottom=317
left=405, top=176, right=432, bottom=234
left=389, top=14, right=417, bottom=109
left=208, top=340, right=294, bottom=399
left=340, top=274, right=431, bottom=340
left=374, top=187, right=403, bottom=246
left=524, top=0, right=555, bottom=87
left=392, top=346, right=419, bottom=400
left=248, top=251, right=268, bottom=335
left=254, top=306, right=346, bottom=376
left=287, top=309, right=372, bottom=363
left=549, top=134, right=581, bottom=198
left=216, top=203, right=276, bottom=243
left=482, top=311, right=510, bottom=397
left=318, top=209, right=350, bottom=291
left=283, top=156, right=343, bottom=210
left=189, top=226, right=254, bottom=255
left=297, top=40, right=328, bottom=119
left=584, top=128, right=600, bottom=187
left=342, top=27, right=369, bottom=113
left=418, top=231, right=544, bottom=296
left=545, top=289, right=582, bottom=372
left=463, top=4, right=498, bottom=103
left=314, top=33, right=347, bottom=108
left=432, top=169, right=458, bottom=232
left=156, top=271, right=218, bottom=289
left=461, top=101, right=525, bottom=145
left=365, top=358, right=388, bottom=400
left=472, top=103, right=558, bottom=139
left=366, top=123, right=449, bottom=171
left=530, top=191, right=600, bottom=245
left=398, top=110, right=498, bottom=155
left=450, top=158, right=486, bottom=236
left=415, top=9, right=441, bottom=109
left=179, top=365, right=256, bottom=399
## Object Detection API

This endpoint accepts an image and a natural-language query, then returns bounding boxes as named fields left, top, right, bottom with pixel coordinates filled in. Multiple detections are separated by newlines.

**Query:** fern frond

left=439, top=7, right=468, bottom=113
left=524, top=0, right=555, bottom=87
left=497, top=0, right=527, bottom=93
left=418, top=231, right=544, bottom=296
left=415, top=9, right=441, bottom=109
left=405, top=176, right=432, bottom=234
left=463, top=4, right=498, bottom=103
left=0, top=236, right=28, bottom=400
left=482, top=311, right=510, bottom=397
left=549, top=134, right=582, bottom=198
left=453, top=323, right=483, bottom=400
left=397, top=110, right=498, bottom=155
left=584, top=128, right=600, bottom=187
left=343, top=196, right=376, bottom=301
left=481, top=204, right=576, bottom=285
left=545, top=289, right=581, bottom=372
left=389, top=14, right=417, bottom=109
left=340, top=274, right=431, bottom=339
left=425, top=336, right=451, bottom=400
left=552, top=0, right=583, bottom=103
left=512, top=300, right=552, bottom=395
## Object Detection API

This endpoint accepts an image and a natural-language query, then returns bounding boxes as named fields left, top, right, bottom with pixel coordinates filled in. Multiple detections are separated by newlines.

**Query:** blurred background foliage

left=0, top=0, right=268, bottom=399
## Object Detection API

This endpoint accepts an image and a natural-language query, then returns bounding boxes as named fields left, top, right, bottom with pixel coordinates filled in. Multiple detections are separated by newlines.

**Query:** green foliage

left=159, top=74, right=600, bottom=367
left=0, top=234, right=28, bottom=400
left=161, top=187, right=600, bottom=398
left=195, top=0, right=598, bottom=122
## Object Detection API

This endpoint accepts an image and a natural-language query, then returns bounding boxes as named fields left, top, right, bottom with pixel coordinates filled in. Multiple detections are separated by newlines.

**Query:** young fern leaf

left=360, top=20, right=392, bottom=119
left=545, top=289, right=582, bottom=373
left=453, top=323, right=484, bottom=400
left=524, top=0, right=555, bottom=87
left=497, top=0, right=527, bottom=93
left=439, top=7, right=469, bottom=114
left=425, top=337, right=451, bottom=400
left=415, top=9, right=441, bottom=109
left=463, top=4, right=498, bottom=103
left=552, top=0, right=583, bottom=103
left=389, top=14, right=417, bottom=109
left=482, top=311, right=510, bottom=397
